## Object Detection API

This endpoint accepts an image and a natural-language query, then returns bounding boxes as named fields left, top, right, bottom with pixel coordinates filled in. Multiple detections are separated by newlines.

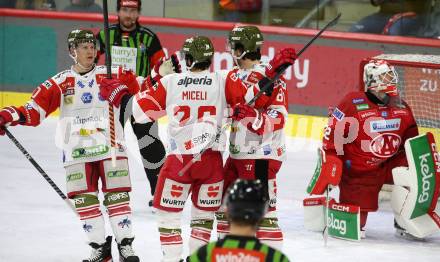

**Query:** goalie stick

left=178, top=13, right=342, bottom=177
left=102, top=0, right=117, bottom=167
left=5, top=129, right=76, bottom=214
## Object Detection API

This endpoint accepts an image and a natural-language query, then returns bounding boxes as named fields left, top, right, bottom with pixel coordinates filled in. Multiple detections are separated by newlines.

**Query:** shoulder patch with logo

left=332, top=107, right=345, bottom=121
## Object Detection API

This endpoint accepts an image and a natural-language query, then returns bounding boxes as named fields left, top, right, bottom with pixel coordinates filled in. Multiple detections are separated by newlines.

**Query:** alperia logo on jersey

left=177, top=76, right=212, bottom=87
left=67, top=172, right=84, bottom=182
left=107, top=170, right=129, bottom=178
left=72, top=145, right=109, bottom=159
left=332, top=107, right=344, bottom=121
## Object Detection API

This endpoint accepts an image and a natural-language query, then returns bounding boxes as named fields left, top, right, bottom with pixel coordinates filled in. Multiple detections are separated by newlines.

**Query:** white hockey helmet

left=363, top=60, right=398, bottom=96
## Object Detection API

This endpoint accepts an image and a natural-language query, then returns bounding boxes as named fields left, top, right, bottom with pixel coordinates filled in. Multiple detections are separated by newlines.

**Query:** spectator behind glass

left=63, top=0, right=103, bottom=13
left=349, top=0, right=431, bottom=37
left=0, top=0, right=55, bottom=10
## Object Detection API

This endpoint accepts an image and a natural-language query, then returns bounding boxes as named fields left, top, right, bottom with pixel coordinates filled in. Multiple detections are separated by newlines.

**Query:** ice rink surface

left=0, top=117, right=439, bottom=261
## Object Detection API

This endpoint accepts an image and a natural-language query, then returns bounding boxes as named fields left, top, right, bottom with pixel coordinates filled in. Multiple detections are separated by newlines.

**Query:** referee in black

left=97, top=0, right=166, bottom=208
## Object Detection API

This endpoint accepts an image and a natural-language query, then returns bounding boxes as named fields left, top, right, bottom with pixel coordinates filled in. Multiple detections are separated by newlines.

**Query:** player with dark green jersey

left=189, top=180, right=290, bottom=262
left=97, top=0, right=165, bottom=77
left=97, top=0, right=166, bottom=208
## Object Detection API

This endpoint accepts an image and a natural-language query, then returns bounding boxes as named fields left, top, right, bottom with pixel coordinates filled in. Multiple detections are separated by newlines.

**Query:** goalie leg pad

left=303, top=197, right=327, bottom=232
left=391, top=132, right=440, bottom=238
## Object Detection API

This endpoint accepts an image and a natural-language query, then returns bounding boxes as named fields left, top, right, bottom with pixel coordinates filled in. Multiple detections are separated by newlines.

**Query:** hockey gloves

left=118, top=67, right=140, bottom=94
left=151, top=54, right=182, bottom=83
left=265, top=48, right=297, bottom=79
left=99, top=78, right=130, bottom=108
left=232, top=104, right=265, bottom=135
left=0, top=107, right=21, bottom=135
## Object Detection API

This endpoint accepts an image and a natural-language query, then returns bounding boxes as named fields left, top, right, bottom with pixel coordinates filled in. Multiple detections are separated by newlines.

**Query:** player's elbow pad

left=307, top=148, right=343, bottom=195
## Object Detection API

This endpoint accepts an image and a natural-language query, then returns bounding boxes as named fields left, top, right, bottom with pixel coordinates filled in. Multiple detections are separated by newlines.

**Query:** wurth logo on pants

left=198, top=182, right=223, bottom=208
left=171, top=185, right=184, bottom=197
left=207, top=186, right=220, bottom=198
left=160, top=179, right=190, bottom=209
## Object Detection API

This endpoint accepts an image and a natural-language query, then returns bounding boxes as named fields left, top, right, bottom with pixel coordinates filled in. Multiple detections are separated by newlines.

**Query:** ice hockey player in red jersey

left=0, top=29, right=140, bottom=262
left=99, top=34, right=294, bottom=261
left=216, top=25, right=296, bottom=250
left=309, top=59, right=421, bottom=237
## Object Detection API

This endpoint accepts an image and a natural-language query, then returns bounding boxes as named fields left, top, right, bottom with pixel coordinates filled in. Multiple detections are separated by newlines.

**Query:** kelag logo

left=81, top=92, right=93, bottom=104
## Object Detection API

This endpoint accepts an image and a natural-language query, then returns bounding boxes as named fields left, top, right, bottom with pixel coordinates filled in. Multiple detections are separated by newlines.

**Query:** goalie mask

left=363, top=60, right=398, bottom=97
left=180, top=36, right=214, bottom=70
left=227, top=25, right=264, bottom=60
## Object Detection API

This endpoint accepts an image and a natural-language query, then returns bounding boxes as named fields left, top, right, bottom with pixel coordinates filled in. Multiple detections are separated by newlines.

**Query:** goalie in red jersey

left=306, top=59, right=440, bottom=240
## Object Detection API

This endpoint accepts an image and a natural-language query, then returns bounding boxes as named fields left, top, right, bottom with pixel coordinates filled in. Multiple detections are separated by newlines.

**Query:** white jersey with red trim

left=15, top=65, right=127, bottom=166
left=228, top=63, right=288, bottom=161
left=132, top=69, right=247, bottom=155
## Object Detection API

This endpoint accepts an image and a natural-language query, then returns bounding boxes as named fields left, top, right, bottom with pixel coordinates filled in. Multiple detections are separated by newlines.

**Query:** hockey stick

left=4, top=129, right=76, bottom=214
left=177, top=13, right=342, bottom=176
left=102, top=0, right=117, bottom=167
left=323, top=185, right=330, bottom=246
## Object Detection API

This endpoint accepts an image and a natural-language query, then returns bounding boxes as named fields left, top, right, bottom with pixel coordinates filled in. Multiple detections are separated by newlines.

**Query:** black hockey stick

left=178, top=13, right=342, bottom=176
left=102, top=0, right=117, bottom=166
left=4, top=129, right=76, bottom=214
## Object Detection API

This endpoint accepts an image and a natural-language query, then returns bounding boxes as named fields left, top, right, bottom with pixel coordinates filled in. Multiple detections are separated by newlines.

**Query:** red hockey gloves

left=118, top=67, right=140, bottom=94
left=232, top=104, right=265, bottom=135
left=265, top=48, right=297, bottom=79
left=99, top=78, right=130, bottom=108
left=0, top=107, right=21, bottom=136
left=151, top=54, right=182, bottom=83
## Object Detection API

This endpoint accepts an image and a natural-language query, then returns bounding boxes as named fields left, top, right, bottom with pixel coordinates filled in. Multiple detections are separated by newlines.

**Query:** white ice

left=0, top=117, right=439, bottom=261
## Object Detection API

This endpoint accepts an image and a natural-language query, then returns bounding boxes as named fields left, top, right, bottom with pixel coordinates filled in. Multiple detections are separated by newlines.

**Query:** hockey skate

left=117, top=237, right=139, bottom=262
left=394, top=220, right=424, bottom=241
left=83, top=236, right=113, bottom=262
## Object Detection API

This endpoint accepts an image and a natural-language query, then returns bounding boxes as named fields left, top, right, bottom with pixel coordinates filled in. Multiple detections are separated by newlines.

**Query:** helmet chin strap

left=231, top=50, right=247, bottom=67
left=70, top=49, right=95, bottom=72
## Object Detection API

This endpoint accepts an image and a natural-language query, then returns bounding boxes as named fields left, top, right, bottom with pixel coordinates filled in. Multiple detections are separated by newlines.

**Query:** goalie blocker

left=304, top=197, right=361, bottom=241
left=391, top=132, right=440, bottom=239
